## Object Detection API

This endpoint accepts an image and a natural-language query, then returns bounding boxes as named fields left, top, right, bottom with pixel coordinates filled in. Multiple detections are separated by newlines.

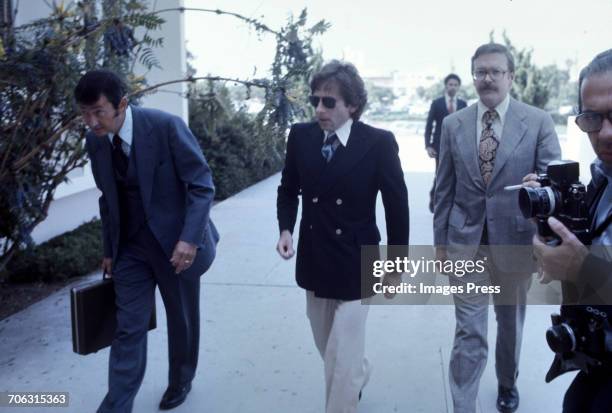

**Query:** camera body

left=545, top=305, right=612, bottom=382
left=518, top=160, right=591, bottom=245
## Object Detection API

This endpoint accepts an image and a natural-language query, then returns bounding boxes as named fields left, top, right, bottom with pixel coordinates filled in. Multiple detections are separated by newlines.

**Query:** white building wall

left=11, top=0, right=187, bottom=244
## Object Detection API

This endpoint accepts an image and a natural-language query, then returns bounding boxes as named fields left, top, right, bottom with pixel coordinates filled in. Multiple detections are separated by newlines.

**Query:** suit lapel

left=301, top=124, right=327, bottom=189
left=317, top=122, right=376, bottom=196
left=456, top=105, right=485, bottom=190
left=131, top=107, right=156, bottom=211
left=489, top=99, right=528, bottom=185
left=90, top=135, right=120, bottom=224
left=440, top=98, right=449, bottom=116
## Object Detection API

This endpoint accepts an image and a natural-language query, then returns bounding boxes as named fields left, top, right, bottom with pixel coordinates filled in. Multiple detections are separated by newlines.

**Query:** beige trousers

left=306, top=291, right=371, bottom=413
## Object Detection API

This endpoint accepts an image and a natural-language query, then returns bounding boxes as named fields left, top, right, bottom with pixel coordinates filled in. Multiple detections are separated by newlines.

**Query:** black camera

left=545, top=305, right=612, bottom=382
left=518, top=160, right=591, bottom=245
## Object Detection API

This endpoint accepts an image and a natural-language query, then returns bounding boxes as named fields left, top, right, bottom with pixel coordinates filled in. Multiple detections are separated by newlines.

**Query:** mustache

left=480, top=85, right=497, bottom=91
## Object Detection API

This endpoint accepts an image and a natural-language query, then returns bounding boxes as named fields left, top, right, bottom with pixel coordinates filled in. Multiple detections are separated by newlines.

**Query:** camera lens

left=546, top=323, right=576, bottom=354
left=518, top=187, right=556, bottom=218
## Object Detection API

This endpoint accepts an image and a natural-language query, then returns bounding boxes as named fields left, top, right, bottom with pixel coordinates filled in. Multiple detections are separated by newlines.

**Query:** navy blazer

left=277, top=121, right=409, bottom=300
left=85, top=106, right=219, bottom=277
left=424, top=96, right=467, bottom=153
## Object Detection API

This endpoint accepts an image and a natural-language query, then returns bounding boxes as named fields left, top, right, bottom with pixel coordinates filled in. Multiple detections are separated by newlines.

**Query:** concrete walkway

left=0, top=122, right=579, bottom=412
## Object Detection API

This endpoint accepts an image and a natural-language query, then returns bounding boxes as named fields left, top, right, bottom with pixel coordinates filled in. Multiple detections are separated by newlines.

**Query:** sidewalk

left=0, top=125, right=575, bottom=412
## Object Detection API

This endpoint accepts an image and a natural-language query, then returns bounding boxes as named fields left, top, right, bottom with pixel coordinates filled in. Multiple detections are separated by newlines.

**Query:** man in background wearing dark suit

left=425, top=74, right=467, bottom=212
left=276, top=60, right=409, bottom=413
left=75, top=70, right=219, bottom=412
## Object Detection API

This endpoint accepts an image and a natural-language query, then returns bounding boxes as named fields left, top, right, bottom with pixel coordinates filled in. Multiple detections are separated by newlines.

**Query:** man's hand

left=435, top=246, right=448, bottom=261
left=101, top=257, right=113, bottom=278
left=521, top=173, right=541, bottom=188
left=426, top=147, right=437, bottom=159
left=533, top=217, right=589, bottom=283
left=276, top=230, right=295, bottom=259
left=170, top=240, right=198, bottom=274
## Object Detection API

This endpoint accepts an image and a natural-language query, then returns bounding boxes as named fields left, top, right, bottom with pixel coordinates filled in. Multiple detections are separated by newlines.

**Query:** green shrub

left=6, top=219, right=102, bottom=283
left=189, top=85, right=284, bottom=200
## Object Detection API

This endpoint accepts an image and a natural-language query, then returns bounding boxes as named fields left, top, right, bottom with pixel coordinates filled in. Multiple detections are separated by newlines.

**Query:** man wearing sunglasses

left=532, top=49, right=612, bottom=413
left=276, top=60, right=409, bottom=412
left=433, top=43, right=561, bottom=413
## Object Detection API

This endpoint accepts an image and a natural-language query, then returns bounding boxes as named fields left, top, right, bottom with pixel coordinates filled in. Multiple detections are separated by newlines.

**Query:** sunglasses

left=575, top=111, right=612, bottom=133
left=309, top=95, right=337, bottom=109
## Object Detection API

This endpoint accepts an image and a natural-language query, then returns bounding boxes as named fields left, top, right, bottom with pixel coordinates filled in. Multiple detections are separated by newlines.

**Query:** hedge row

left=5, top=219, right=102, bottom=283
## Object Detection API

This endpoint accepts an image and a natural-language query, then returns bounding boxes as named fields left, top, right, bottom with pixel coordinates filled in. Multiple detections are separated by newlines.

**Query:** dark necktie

left=112, top=134, right=128, bottom=177
left=478, top=110, right=499, bottom=185
left=321, top=133, right=340, bottom=163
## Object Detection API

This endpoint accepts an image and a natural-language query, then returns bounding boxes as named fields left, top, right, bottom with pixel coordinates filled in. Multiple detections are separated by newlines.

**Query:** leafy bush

left=5, top=219, right=102, bottom=283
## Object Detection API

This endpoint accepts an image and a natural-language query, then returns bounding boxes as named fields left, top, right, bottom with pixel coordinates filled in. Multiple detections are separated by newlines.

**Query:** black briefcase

left=70, top=276, right=156, bottom=355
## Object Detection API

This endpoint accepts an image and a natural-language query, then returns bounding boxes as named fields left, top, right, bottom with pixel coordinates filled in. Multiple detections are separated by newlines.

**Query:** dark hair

left=444, top=73, right=461, bottom=86
left=578, top=49, right=612, bottom=112
left=471, top=43, right=515, bottom=74
left=74, top=69, right=126, bottom=109
left=310, top=60, right=367, bottom=121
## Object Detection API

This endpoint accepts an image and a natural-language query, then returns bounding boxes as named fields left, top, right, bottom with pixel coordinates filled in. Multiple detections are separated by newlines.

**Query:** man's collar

left=324, top=118, right=353, bottom=147
left=477, top=93, right=510, bottom=123
left=107, top=105, right=133, bottom=146
left=593, top=159, right=612, bottom=185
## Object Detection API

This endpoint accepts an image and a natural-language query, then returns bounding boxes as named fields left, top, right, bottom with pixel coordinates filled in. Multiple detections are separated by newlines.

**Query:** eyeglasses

left=309, top=95, right=337, bottom=109
left=472, top=69, right=508, bottom=81
left=575, top=111, right=612, bottom=133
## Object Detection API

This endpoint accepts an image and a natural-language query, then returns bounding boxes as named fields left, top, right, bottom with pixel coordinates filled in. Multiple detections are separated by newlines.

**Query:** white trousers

left=306, top=291, right=371, bottom=413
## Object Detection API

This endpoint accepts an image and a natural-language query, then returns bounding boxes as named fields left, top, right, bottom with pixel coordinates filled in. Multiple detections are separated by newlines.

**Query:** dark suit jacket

left=277, top=121, right=409, bottom=300
left=85, top=106, right=219, bottom=277
left=424, top=96, right=467, bottom=153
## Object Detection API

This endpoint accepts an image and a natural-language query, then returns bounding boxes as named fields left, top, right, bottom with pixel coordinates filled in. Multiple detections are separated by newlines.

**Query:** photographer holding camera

left=531, top=50, right=612, bottom=412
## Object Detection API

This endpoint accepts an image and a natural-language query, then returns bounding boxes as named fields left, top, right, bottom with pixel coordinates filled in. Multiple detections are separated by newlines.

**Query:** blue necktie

left=321, top=133, right=339, bottom=163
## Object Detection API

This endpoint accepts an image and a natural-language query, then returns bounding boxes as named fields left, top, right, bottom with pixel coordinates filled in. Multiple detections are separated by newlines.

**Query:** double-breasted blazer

left=277, top=121, right=409, bottom=300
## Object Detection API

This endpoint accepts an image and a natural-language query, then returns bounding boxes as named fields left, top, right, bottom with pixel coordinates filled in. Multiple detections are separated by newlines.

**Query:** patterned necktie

left=478, top=110, right=499, bottom=185
left=448, top=98, right=455, bottom=113
left=112, top=134, right=128, bottom=177
left=321, top=133, right=340, bottom=163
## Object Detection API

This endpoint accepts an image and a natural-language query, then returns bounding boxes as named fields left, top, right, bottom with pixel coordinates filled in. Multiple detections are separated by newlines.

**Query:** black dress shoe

left=497, top=385, right=519, bottom=413
left=159, top=382, right=192, bottom=410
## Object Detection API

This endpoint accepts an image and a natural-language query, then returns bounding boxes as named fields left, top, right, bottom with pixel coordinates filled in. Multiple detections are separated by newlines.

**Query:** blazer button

left=335, top=228, right=342, bottom=235
left=309, top=225, right=313, bottom=230
left=312, top=197, right=318, bottom=203
left=336, top=198, right=343, bottom=205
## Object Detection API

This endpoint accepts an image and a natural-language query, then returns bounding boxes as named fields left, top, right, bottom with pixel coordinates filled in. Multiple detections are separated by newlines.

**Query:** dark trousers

left=563, top=369, right=612, bottom=413
left=97, top=225, right=201, bottom=413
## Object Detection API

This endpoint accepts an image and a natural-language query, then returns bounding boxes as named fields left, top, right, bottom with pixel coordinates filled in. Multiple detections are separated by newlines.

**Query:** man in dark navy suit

left=424, top=74, right=467, bottom=212
left=276, top=60, right=409, bottom=413
left=75, top=70, right=219, bottom=412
